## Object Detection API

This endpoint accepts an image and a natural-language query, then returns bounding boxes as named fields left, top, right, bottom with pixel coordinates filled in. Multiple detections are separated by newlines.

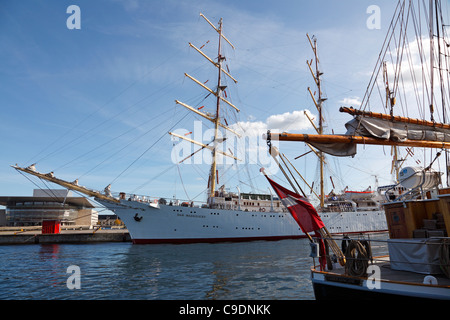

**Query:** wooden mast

left=170, top=14, right=239, bottom=203
left=307, top=34, right=326, bottom=207
left=429, top=0, right=435, bottom=122
left=209, top=18, right=224, bottom=200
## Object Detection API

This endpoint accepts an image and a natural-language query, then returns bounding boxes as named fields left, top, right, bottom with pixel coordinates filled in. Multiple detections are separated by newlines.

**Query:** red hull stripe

left=131, top=230, right=387, bottom=244
left=133, top=235, right=305, bottom=244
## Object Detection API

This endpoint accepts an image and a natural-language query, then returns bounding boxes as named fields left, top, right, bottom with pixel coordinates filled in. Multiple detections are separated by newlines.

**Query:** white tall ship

left=13, top=14, right=388, bottom=244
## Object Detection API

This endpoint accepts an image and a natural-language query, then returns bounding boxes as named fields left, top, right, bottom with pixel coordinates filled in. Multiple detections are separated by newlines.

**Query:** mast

left=429, top=0, right=435, bottom=122
left=209, top=18, right=224, bottom=199
left=307, top=34, right=326, bottom=207
left=168, top=13, right=239, bottom=205
left=383, top=61, right=400, bottom=182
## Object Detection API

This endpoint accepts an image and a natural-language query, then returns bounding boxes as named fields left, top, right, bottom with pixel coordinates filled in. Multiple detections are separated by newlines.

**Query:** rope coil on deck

left=344, top=240, right=370, bottom=277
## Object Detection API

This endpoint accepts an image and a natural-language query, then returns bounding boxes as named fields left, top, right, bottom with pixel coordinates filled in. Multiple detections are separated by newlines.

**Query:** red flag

left=263, top=174, right=324, bottom=233
left=262, top=169, right=327, bottom=270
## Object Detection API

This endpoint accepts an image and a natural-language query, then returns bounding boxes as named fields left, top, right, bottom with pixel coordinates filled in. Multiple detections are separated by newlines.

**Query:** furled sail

left=268, top=107, right=450, bottom=158
left=342, top=107, right=450, bottom=143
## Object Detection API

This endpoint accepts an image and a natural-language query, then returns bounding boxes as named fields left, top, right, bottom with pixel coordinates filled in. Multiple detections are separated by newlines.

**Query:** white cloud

left=231, top=109, right=315, bottom=137
left=266, top=110, right=313, bottom=131
left=339, top=96, right=362, bottom=107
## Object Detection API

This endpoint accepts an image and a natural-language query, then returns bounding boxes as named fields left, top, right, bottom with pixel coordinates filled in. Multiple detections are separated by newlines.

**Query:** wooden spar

left=304, top=110, right=319, bottom=133
left=169, top=132, right=239, bottom=160
left=174, top=100, right=241, bottom=137
left=12, top=165, right=120, bottom=203
left=305, top=143, right=326, bottom=163
left=317, top=227, right=346, bottom=266
left=278, top=152, right=306, bottom=197
left=267, top=147, right=301, bottom=195
left=199, top=13, right=235, bottom=49
left=188, top=43, right=237, bottom=83
left=340, top=106, right=450, bottom=130
left=184, top=73, right=240, bottom=112
left=178, top=144, right=209, bottom=164
left=269, top=132, right=450, bottom=149
left=282, top=152, right=320, bottom=201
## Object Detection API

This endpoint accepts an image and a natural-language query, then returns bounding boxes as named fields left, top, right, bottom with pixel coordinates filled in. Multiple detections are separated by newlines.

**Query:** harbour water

left=0, top=235, right=389, bottom=300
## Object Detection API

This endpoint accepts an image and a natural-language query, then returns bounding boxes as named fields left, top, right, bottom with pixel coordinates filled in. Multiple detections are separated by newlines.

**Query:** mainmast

left=168, top=13, right=240, bottom=204
left=209, top=18, right=225, bottom=200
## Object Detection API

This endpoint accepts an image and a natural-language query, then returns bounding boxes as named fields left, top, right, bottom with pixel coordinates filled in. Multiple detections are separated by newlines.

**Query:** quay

left=0, top=226, right=131, bottom=245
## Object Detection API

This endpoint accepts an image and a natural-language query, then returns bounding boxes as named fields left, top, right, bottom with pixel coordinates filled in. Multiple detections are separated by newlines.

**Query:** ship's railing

left=111, top=192, right=208, bottom=208
left=311, top=233, right=450, bottom=280
left=321, top=202, right=381, bottom=213
left=110, top=192, right=288, bottom=212
left=211, top=202, right=287, bottom=213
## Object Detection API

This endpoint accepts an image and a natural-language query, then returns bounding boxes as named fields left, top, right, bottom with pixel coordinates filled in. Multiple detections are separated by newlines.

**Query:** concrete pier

left=0, top=227, right=131, bottom=244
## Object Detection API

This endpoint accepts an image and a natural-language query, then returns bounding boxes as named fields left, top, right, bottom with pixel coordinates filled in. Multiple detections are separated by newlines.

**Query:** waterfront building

left=0, top=189, right=98, bottom=227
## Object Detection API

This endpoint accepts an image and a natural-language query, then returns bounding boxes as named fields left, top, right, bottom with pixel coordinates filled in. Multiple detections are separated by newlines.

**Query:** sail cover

left=346, top=116, right=450, bottom=143
left=309, top=115, right=450, bottom=157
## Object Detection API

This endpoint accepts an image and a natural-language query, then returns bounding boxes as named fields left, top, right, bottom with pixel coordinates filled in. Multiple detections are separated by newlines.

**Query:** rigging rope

left=29, top=53, right=180, bottom=166
left=109, top=110, right=191, bottom=186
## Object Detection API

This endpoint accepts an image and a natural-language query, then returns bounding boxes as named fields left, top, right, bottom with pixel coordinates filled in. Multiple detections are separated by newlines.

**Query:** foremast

left=267, top=1, right=450, bottom=164
left=168, top=13, right=240, bottom=204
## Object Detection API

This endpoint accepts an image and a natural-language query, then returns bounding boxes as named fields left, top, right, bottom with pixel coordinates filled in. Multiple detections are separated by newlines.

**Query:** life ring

left=259, top=207, right=266, bottom=212
left=423, top=275, right=438, bottom=285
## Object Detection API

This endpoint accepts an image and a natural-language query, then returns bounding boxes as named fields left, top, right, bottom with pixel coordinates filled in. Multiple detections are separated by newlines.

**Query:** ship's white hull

left=98, top=199, right=388, bottom=244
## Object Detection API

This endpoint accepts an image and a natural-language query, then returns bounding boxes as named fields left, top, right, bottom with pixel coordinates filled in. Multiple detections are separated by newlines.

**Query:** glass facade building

left=0, top=190, right=98, bottom=227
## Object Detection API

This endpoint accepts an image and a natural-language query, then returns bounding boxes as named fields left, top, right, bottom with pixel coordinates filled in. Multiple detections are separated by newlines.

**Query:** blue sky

left=1, top=0, right=436, bottom=206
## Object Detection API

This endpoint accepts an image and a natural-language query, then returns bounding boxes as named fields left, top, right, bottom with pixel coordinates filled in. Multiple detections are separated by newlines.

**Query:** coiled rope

left=344, top=240, right=370, bottom=277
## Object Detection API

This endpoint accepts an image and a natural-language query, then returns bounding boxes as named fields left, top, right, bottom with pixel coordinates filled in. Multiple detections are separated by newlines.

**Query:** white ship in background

left=13, top=14, right=389, bottom=244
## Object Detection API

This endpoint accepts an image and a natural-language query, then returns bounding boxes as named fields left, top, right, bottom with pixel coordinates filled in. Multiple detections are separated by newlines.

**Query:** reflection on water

left=0, top=234, right=389, bottom=300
